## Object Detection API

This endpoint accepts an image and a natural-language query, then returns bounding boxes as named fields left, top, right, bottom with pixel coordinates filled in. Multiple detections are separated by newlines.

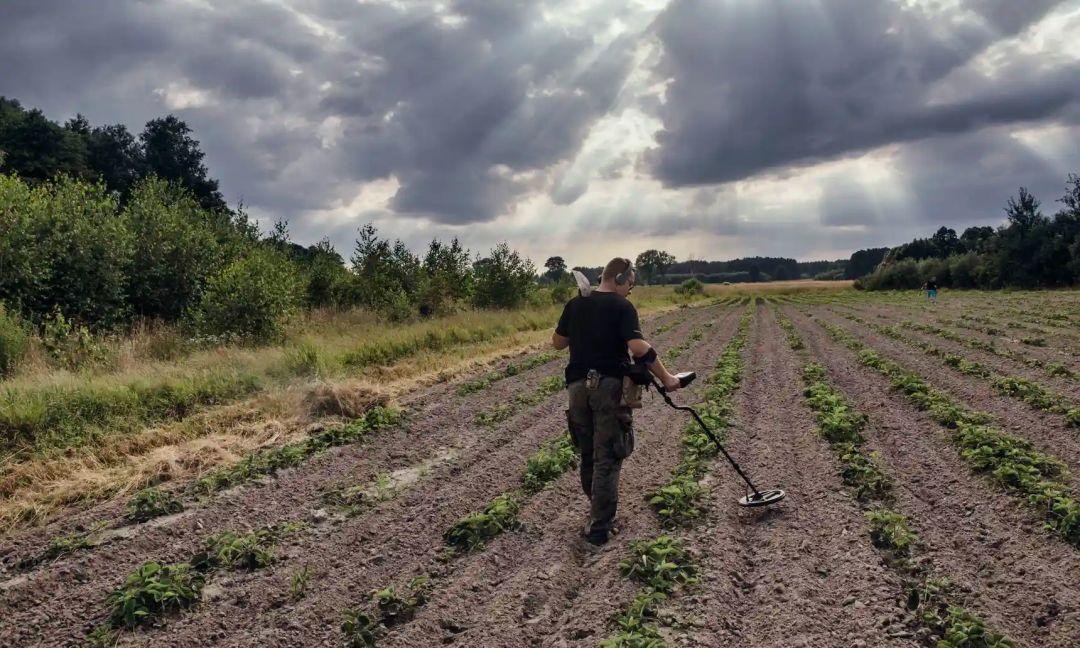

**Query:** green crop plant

left=372, top=576, right=431, bottom=627
left=1047, top=362, right=1075, bottom=379
left=776, top=314, right=804, bottom=350
left=474, top=404, right=514, bottom=427
left=456, top=351, right=561, bottom=396
left=938, top=607, right=1013, bottom=648
left=648, top=474, right=704, bottom=528
left=106, top=561, right=204, bottom=629
left=125, top=486, right=184, bottom=523
left=290, top=566, right=313, bottom=600
left=522, top=434, right=577, bottom=494
left=342, top=608, right=384, bottom=647
left=866, top=508, right=919, bottom=565
left=619, top=536, right=698, bottom=592
left=85, top=624, right=119, bottom=648
left=200, top=528, right=276, bottom=571
left=602, top=587, right=667, bottom=647
left=443, top=493, right=522, bottom=552
left=513, top=375, right=564, bottom=407
left=194, top=405, right=399, bottom=493
left=1020, top=336, right=1046, bottom=347
left=838, top=446, right=893, bottom=502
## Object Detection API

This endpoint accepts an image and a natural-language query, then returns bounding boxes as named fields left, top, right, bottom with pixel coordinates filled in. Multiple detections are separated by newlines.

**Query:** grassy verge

left=817, top=318, right=1080, bottom=545
left=782, top=311, right=1011, bottom=647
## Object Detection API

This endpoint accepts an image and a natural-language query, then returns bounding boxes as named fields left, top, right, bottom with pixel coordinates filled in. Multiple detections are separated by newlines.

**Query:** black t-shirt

left=555, top=291, right=643, bottom=383
left=926, top=280, right=938, bottom=290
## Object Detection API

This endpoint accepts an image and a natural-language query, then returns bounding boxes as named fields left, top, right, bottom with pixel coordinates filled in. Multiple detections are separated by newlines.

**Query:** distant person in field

left=551, top=257, right=684, bottom=549
left=924, top=277, right=938, bottom=302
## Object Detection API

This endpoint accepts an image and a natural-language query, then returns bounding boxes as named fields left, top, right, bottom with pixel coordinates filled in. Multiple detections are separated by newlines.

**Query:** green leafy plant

left=201, top=528, right=275, bottom=570
left=866, top=508, right=919, bottom=561
left=342, top=608, right=384, bottom=647
left=290, top=566, right=313, bottom=600
left=618, top=536, right=698, bottom=591
left=125, top=486, right=183, bottom=523
left=522, top=435, right=577, bottom=493
left=443, top=493, right=522, bottom=552
left=106, top=561, right=204, bottom=629
left=372, top=576, right=431, bottom=627
left=0, top=304, right=29, bottom=378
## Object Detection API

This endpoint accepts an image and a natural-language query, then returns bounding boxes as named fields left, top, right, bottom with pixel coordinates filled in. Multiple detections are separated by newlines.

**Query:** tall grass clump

left=0, top=304, right=30, bottom=378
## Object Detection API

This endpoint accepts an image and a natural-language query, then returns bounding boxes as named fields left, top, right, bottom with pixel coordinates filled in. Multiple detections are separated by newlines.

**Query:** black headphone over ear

left=615, top=258, right=634, bottom=286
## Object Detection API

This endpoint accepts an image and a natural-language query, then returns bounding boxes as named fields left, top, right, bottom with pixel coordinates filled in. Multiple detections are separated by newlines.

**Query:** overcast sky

left=2, top=0, right=1079, bottom=265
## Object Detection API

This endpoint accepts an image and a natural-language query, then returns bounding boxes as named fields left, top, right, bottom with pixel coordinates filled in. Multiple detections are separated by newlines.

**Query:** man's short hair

left=602, top=257, right=634, bottom=282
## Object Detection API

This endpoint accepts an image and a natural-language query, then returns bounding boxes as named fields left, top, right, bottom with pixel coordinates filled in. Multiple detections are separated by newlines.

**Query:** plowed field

left=3, top=289, right=1079, bottom=647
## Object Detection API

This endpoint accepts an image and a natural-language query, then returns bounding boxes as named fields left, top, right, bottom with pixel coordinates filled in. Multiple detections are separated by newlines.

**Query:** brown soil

left=807, top=306, right=1080, bottom=492
left=0, top=304, right=718, bottom=646
left=674, top=305, right=914, bottom=647
left=785, top=305, right=1080, bottom=647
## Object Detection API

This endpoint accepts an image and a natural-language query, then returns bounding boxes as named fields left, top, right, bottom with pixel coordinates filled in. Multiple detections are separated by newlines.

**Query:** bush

left=0, top=304, right=29, bottom=378
left=122, top=177, right=223, bottom=320
left=471, top=243, right=537, bottom=309
left=190, top=246, right=301, bottom=342
left=106, top=562, right=203, bottom=629
left=674, top=278, right=704, bottom=296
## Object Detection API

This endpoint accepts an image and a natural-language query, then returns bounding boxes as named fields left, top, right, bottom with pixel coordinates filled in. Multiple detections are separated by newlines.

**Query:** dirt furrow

left=844, top=303, right=1079, bottom=398
left=675, top=304, right=911, bottom=647
left=806, top=306, right=1080, bottom=492
left=785, top=306, right=1080, bottom=646
left=384, top=307, right=744, bottom=647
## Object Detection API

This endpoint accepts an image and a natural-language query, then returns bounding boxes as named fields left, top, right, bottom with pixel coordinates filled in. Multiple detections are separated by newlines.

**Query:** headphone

left=615, top=258, right=635, bottom=286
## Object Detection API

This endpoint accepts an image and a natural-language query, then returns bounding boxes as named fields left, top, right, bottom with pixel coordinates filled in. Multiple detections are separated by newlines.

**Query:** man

left=924, top=276, right=938, bottom=302
left=552, top=257, right=684, bottom=548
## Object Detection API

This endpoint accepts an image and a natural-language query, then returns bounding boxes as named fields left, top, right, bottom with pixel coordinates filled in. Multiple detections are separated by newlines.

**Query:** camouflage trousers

left=566, top=376, right=635, bottom=539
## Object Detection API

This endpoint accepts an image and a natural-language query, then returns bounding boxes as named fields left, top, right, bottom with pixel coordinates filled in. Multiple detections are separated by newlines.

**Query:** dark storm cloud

left=645, top=0, right=1078, bottom=187
left=0, top=0, right=636, bottom=224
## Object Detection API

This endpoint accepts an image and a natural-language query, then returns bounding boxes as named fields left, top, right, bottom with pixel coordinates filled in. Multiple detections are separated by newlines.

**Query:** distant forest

left=854, top=178, right=1080, bottom=290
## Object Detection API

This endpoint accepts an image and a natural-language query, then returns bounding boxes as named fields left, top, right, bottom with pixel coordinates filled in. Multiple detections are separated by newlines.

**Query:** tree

left=421, top=237, right=472, bottom=314
left=635, top=250, right=676, bottom=285
left=845, top=247, right=888, bottom=279
left=1004, top=187, right=1045, bottom=233
left=472, top=243, right=536, bottom=309
left=0, top=105, right=88, bottom=183
left=87, top=124, right=145, bottom=199
left=140, top=116, right=227, bottom=212
left=959, top=226, right=994, bottom=253
left=543, top=256, right=567, bottom=283
left=931, top=226, right=959, bottom=257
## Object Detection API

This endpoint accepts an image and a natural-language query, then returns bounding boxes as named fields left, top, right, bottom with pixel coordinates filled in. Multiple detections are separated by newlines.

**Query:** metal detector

left=652, top=372, right=786, bottom=508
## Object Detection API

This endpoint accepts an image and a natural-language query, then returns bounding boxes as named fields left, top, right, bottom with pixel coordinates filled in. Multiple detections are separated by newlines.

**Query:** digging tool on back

left=651, top=371, right=785, bottom=508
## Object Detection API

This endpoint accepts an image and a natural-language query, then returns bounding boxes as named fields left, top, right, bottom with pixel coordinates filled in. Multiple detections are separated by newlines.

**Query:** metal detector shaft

left=653, top=379, right=763, bottom=497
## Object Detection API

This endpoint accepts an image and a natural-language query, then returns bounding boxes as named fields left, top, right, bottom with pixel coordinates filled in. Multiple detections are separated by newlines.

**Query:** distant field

left=3, top=286, right=1078, bottom=647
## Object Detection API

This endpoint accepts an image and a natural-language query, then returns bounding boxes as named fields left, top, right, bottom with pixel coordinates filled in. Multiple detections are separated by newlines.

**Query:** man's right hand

left=662, top=373, right=682, bottom=392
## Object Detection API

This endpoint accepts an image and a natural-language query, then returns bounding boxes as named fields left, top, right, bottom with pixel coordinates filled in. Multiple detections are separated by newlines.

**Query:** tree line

left=562, top=253, right=846, bottom=286
left=853, top=175, right=1080, bottom=290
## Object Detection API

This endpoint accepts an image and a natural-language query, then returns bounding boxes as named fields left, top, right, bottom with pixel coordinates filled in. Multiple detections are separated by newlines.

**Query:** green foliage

left=190, top=246, right=301, bottom=343
left=443, top=493, right=522, bottom=552
left=866, top=508, right=919, bottom=559
left=471, top=242, right=537, bottom=309
left=776, top=313, right=804, bottom=349
left=40, top=308, right=111, bottom=370
left=522, top=434, right=577, bottom=493
left=618, top=536, right=698, bottom=591
left=289, top=566, right=313, bottom=600
left=342, top=608, right=384, bottom=647
left=603, top=587, right=667, bottom=647
left=372, top=576, right=431, bottom=627
left=457, top=351, right=559, bottom=395
left=0, top=303, right=29, bottom=377
left=106, top=561, right=204, bottom=629
left=648, top=473, right=704, bottom=527
left=284, top=341, right=328, bottom=378
left=125, top=487, right=183, bottom=523
left=195, top=406, right=399, bottom=493
left=85, top=624, right=119, bottom=648
left=201, top=529, right=275, bottom=570
left=938, top=606, right=1014, bottom=648
left=674, top=278, right=704, bottom=296
left=122, top=177, right=223, bottom=320
left=475, top=404, right=514, bottom=427
left=635, top=250, right=676, bottom=285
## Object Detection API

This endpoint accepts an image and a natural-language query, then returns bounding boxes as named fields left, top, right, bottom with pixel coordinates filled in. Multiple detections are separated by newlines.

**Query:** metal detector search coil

left=653, top=372, right=786, bottom=508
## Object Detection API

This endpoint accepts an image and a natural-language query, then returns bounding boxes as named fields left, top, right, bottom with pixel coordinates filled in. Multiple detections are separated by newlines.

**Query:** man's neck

left=596, top=280, right=618, bottom=293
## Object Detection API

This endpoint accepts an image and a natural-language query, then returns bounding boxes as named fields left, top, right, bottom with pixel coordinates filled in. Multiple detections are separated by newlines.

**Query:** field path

left=676, top=304, right=912, bottom=647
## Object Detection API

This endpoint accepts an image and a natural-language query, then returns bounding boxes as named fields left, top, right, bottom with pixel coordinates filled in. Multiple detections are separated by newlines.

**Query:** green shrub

left=471, top=242, right=536, bottom=309
left=0, top=304, right=29, bottom=377
left=40, top=308, right=111, bottom=369
left=106, top=562, right=203, bottom=629
left=674, top=278, right=704, bottom=296
left=122, top=177, right=223, bottom=321
left=190, top=246, right=301, bottom=343
left=126, top=487, right=184, bottom=523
